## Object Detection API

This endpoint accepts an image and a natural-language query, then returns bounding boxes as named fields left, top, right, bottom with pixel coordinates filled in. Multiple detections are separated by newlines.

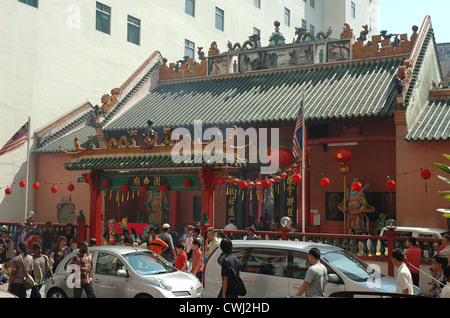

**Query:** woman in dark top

left=50, top=236, right=71, bottom=271
left=219, top=238, right=241, bottom=298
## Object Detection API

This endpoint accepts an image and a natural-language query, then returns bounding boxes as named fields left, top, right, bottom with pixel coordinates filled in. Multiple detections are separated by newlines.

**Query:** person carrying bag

left=219, top=239, right=247, bottom=298
left=7, top=242, right=34, bottom=298
left=20, top=254, right=36, bottom=290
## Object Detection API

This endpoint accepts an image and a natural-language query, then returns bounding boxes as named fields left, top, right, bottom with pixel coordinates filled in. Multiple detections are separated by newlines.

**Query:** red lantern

left=102, top=180, right=110, bottom=187
left=248, top=182, right=255, bottom=189
left=269, top=178, right=275, bottom=185
left=386, top=180, right=396, bottom=190
left=255, top=181, right=262, bottom=188
left=268, top=147, right=294, bottom=168
left=139, top=186, right=148, bottom=193
left=421, top=169, right=431, bottom=180
left=160, top=185, right=169, bottom=192
left=293, top=174, right=302, bottom=183
left=239, top=181, right=248, bottom=190
left=421, top=169, right=432, bottom=192
left=19, top=181, right=26, bottom=188
left=320, top=177, right=330, bottom=187
left=5, top=188, right=12, bottom=195
left=281, top=172, right=288, bottom=179
left=215, top=177, right=225, bottom=185
left=225, top=176, right=233, bottom=183
left=232, top=179, right=240, bottom=186
left=274, top=176, right=282, bottom=183
left=32, top=182, right=40, bottom=190
left=120, top=184, right=129, bottom=192
left=183, top=179, right=191, bottom=187
left=333, top=149, right=352, bottom=163
left=83, top=176, right=89, bottom=184
left=261, top=179, right=271, bottom=188
left=352, top=182, right=363, bottom=191
left=51, top=186, right=58, bottom=194
left=68, top=184, right=75, bottom=192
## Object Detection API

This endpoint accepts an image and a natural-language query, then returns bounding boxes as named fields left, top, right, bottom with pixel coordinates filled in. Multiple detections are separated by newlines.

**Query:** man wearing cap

left=245, top=227, right=260, bottom=240
left=158, top=223, right=176, bottom=263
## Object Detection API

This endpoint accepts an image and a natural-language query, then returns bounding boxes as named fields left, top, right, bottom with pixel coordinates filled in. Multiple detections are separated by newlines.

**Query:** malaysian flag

left=0, top=121, right=29, bottom=156
left=292, top=99, right=304, bottom=159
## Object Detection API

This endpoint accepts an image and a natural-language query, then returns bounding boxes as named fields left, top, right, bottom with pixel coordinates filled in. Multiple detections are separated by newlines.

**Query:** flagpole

left=24, top=117, right=31, bottom=222
left=301, top=92, right=306, bottom=234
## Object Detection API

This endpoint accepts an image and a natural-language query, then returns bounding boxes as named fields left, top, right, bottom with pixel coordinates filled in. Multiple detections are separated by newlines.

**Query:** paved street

left=0, top=281, right=45, bottom=298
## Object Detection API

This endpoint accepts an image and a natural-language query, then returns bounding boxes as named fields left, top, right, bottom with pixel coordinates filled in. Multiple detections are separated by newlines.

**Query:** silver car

left=202, top=240, right=423, bottom=298
left=44, top=246, right=202, bottom=298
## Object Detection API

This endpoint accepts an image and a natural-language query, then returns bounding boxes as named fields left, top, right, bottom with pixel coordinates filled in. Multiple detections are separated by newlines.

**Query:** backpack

left=224, top=257, right=247, bottom=297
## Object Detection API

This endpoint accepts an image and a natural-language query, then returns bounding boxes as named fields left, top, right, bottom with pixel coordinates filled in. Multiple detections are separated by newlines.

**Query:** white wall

left=0, top=0, right=377, bottom=222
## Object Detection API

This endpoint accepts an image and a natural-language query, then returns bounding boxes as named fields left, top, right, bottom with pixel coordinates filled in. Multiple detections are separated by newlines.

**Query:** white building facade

left=0, top=0, right=377, bottom=222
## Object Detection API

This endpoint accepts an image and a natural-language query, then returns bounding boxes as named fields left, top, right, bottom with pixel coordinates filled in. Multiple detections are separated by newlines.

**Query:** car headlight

left=150, top=279, right=172, bottom=291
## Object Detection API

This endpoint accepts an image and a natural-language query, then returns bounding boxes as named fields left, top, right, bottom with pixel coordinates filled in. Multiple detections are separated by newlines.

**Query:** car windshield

left=323, top=251, right=378, bottom=282
left=123, top=251, right=176, bottom=275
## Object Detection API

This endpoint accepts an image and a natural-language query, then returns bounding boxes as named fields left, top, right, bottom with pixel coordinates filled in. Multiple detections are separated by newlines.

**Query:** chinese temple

left=32, top=16, right=450, bottom=243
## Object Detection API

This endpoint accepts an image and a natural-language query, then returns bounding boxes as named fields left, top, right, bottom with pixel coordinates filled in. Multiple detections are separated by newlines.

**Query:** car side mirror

left=328, top=273, right=341, bottom=284
left=116, top=269, right=129, bottom=277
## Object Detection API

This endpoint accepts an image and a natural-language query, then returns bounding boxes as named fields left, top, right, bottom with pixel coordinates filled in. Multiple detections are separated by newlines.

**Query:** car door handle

left=293, top=284, right=301, bottom=289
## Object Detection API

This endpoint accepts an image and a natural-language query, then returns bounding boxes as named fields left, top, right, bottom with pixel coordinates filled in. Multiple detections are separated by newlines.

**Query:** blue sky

left=378, top=0, right=450, bottom=43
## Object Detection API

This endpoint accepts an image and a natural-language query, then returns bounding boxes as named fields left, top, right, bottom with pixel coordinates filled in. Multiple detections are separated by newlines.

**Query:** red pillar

left=387, top=231, right=396, bottom=277
left=86, top=172, right=102, bottom=245
left=199, top=168, right=215, bottom=229
left=169, top=191, right=178, bottom=226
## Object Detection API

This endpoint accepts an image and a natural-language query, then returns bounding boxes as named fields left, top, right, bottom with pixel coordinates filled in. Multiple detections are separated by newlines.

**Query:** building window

left=310, top=0, right=315, bottom=8
left=302, top=19, right=307, bottom=29
left=284, top=7, right=290, bottom=27
left=351, top=1, right=356, bottom=19
left=185, top=39, right=195, bottom=59
left=215, top=7, right=224, bottom=31
left=18, top=0, right=38, bottom=8
left=310, top=24, right=315, bottom=35
left=253, top=27, right=260, bottom=35
left=127, top=15, right=141, bottom=45
left=254, top=0, right=261, bottom=9
left=185, top=0, right=195, bottom=17
left=96, top=2, right=111, bottom=34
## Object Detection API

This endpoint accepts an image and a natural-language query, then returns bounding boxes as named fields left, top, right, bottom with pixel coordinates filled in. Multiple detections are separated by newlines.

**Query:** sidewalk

left=0, top=282, right=45, bottom=298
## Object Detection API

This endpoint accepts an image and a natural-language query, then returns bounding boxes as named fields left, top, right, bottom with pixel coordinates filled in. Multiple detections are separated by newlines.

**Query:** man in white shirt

left=391, top=248, right=413, bottom=295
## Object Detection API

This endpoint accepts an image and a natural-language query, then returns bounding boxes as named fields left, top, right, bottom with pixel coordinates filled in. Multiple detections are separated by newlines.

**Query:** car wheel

left=47, top=288, right=68, bottom=299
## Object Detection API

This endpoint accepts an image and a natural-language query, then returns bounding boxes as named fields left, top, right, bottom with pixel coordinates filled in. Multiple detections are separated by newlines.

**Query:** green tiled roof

left=65, top=154, right=246, bottom=171
left=103, top=58, right=404, bottom=133
left=406, top=99, right=450, bottom=141
left=34, top=126, right=99, bottom=154
left=101, top=62, right=162, bottom=127
left=404, top=29, right=434, bottom=106
left=38, top=109, right=95, bottom=148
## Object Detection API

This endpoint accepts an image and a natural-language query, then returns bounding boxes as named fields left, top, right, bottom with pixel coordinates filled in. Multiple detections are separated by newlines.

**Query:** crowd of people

left=0, top=221, right=76, bottom=298
left=1, top=220, right=449, bottom=299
